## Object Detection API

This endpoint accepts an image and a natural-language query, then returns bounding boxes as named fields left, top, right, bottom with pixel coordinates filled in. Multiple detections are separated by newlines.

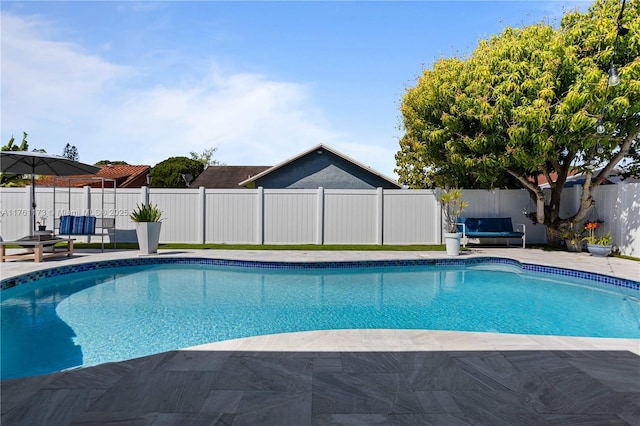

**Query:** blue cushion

left=465, top=231, right=524, bottom=238
left=59, top=216, right=73, bottom=234
left=457, top=217, right=515, bottom=233
left=71, top=216, right=86, bottom=234
left=83, top=216, right=96, bottom=234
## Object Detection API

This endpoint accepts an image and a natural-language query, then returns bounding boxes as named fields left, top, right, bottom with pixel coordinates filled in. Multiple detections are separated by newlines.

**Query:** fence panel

left=206, top=190, right=259, bottom=244
left=383, top=190, right=439, bottom=244
left=263, top=189, right=317, bottom=244
left=592, top=183, right=640, bottom=256
left=324, top=190, right=378, bottom=244
left=149, top=189, right=201, bottom=243
left=0, top=188, right=30, bottom=239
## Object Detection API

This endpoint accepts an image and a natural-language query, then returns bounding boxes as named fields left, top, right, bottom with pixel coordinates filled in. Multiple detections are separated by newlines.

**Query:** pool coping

left=3, top=253, right=639, bottom=293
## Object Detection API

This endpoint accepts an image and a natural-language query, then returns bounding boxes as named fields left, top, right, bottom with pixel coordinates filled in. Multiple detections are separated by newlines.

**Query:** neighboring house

left=190, top=144, right=400, bottom=189
left=37, top=165, right=151, bottom=188
left=189, top=166, right=271, bottom=189
left=189, top=144, right=400, bottom=189
left=244, top=144, right=399, bottom=189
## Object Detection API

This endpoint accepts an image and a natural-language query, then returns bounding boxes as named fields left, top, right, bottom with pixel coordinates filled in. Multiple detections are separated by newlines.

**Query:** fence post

left=83, top=185, right=91, bottom=243
left=199, top=186, right=206, bottom=244
left=436, top=190, right=443, bottom=244
left=316, top=187, right=324, bottom=245
left=141, top=186, right=149, bottom=205
left=376, top=187, right=383, bottom=245
left=83, top=185, right=91, bottom=215
left=257, top=187, right=264, bottom=244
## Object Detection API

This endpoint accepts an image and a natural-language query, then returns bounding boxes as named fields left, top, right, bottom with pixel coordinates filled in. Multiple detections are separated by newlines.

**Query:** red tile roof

left=37, top=165, right=150, bottom=188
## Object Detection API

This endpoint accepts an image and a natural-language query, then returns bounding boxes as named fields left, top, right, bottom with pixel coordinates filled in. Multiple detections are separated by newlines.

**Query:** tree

left=150, top=156, right=204, bottom=188
left=62, top=143, right=79, bottom=161
left=1, top=132, right=30, bottom=186
left=189, top=147, right=224, bottom=167
left=396, top=0, right=639, bottom=245
left=95, top=160, right=129, bottom=165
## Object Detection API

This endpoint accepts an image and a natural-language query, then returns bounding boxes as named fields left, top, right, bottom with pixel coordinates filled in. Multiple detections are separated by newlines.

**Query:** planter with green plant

left=438, top=188, right=469, bottom=256
left=130, top=203, right=163, bottom=254
left=583, top=221, right=612, bottom=257
left=561, top=223, right=583, bottom=252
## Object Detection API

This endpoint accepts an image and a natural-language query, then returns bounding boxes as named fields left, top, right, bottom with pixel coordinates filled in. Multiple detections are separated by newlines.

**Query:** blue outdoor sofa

left=456, top=217, right=526, bottom=248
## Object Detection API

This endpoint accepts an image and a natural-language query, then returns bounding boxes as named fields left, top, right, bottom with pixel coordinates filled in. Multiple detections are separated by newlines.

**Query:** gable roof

left=189, top=165, right=271, bottom=189
left=37, top=164, right=150, bottom=188
left=238, top=144, right=399, bottom=188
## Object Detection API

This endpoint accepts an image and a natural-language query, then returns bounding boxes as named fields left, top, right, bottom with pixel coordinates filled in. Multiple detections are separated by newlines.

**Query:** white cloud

left=101, top=68, right=345, bottom=167
left=1, top=12, right=358, bottom=173
left=1, top=14, right=134, bottom=136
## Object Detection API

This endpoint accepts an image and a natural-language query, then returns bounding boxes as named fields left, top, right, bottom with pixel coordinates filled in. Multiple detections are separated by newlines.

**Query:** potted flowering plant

left=583, top=220, right=612, bottom=257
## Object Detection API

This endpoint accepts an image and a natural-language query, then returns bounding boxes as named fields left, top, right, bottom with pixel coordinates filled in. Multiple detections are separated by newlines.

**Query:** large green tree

left=95, top=160, right=129, bottom=165
left=62, top=143, right=79, bottom=161
left=396, top=0, right=639, bottom=244
left=189, top=147, right=224, bottom=167
left=1, top=132, right=30, bottom=186
left=150, top=156, right=204, bottom=188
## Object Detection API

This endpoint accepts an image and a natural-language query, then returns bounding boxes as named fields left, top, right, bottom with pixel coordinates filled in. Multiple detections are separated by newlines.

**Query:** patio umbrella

left=0, top=151, right=101, bottom=233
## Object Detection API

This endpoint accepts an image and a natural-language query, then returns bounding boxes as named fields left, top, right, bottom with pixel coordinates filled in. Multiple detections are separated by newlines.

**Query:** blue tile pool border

left=1, top=256, right=638, bottom=293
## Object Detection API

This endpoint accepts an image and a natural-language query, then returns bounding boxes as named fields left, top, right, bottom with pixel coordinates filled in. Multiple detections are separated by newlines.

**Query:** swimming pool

left=1, top=257, right=639, bottom=379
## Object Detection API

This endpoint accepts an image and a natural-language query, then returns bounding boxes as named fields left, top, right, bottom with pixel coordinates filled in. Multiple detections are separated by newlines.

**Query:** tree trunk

left=545, top=226, right=564, bottom=247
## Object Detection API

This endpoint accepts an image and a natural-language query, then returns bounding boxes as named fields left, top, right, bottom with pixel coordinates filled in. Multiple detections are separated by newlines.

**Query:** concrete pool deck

left=1, top=247, right=639, bottom=425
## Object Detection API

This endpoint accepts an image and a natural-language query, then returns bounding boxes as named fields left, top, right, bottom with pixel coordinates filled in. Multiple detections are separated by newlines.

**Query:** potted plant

left=438, top=188, right=469, bottom=256
left=561, top=223, right=583, bottom=252
left=37, top=212, right=47, bottom=231
left=130, top=203, right=163, bottom=254
left=583, top=221, right=612, bottom=257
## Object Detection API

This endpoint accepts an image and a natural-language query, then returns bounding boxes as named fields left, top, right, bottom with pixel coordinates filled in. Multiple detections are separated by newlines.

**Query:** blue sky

left=1, top=1, right=591, bottom=179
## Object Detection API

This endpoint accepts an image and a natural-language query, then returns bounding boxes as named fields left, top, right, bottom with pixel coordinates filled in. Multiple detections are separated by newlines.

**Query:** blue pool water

left=1, top=259, right=639, bottom=379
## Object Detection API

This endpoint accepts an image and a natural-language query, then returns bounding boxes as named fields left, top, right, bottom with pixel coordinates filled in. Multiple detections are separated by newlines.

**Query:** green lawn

left=5, top=242, right=638, bottom=261
left=72, top=243, right=448, bottom=251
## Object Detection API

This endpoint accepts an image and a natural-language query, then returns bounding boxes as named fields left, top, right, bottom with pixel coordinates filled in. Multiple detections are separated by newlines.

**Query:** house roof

left=37, top=164, right=150, bottom=188
left=535, top=168, right=637, bottom=189
left=238, top=144, right=400, bottom=188
left=189, top=166, right=271, bottom=189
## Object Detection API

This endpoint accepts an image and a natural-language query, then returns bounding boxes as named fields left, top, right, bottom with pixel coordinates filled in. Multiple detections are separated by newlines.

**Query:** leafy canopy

left=396, top=0, right=639, bottom=244
left=150, top=156, right=204, bottom=188
left=189, top=147, right=224, bottom=167
left=62, top=143, right=79, bottom=161
left=1, top=132, right=30, bottom=186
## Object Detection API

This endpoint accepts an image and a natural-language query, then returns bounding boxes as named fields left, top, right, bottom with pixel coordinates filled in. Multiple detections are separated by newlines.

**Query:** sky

left=1, top=0, right=592, bottom=179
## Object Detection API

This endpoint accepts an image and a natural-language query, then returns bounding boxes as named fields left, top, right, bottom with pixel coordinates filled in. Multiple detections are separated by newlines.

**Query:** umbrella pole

left=31, top=174, right=37, bottom=235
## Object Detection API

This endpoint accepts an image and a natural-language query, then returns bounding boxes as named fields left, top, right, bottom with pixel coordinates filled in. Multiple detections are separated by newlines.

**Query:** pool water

left=2, top=262, right=639, bottom=379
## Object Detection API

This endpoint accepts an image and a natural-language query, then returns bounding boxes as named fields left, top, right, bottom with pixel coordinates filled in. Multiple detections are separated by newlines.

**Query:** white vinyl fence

left=1, top=184, right=638, bottom=255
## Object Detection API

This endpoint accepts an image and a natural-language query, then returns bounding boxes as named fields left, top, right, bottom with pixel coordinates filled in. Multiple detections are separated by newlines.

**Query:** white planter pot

left=135, top=222, right=162, bottom=254
left=444, top=232, right=462, bottom=256
left=586, top=244, right=612, bottom=257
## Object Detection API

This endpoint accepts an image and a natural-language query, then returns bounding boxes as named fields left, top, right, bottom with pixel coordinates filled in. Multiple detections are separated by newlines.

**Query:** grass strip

left=69, top=243, right=448, bottom=251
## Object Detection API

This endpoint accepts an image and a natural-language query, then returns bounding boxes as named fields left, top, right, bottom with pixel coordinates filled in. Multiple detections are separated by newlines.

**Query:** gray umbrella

left=0, top=151, right=101, bottom=233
